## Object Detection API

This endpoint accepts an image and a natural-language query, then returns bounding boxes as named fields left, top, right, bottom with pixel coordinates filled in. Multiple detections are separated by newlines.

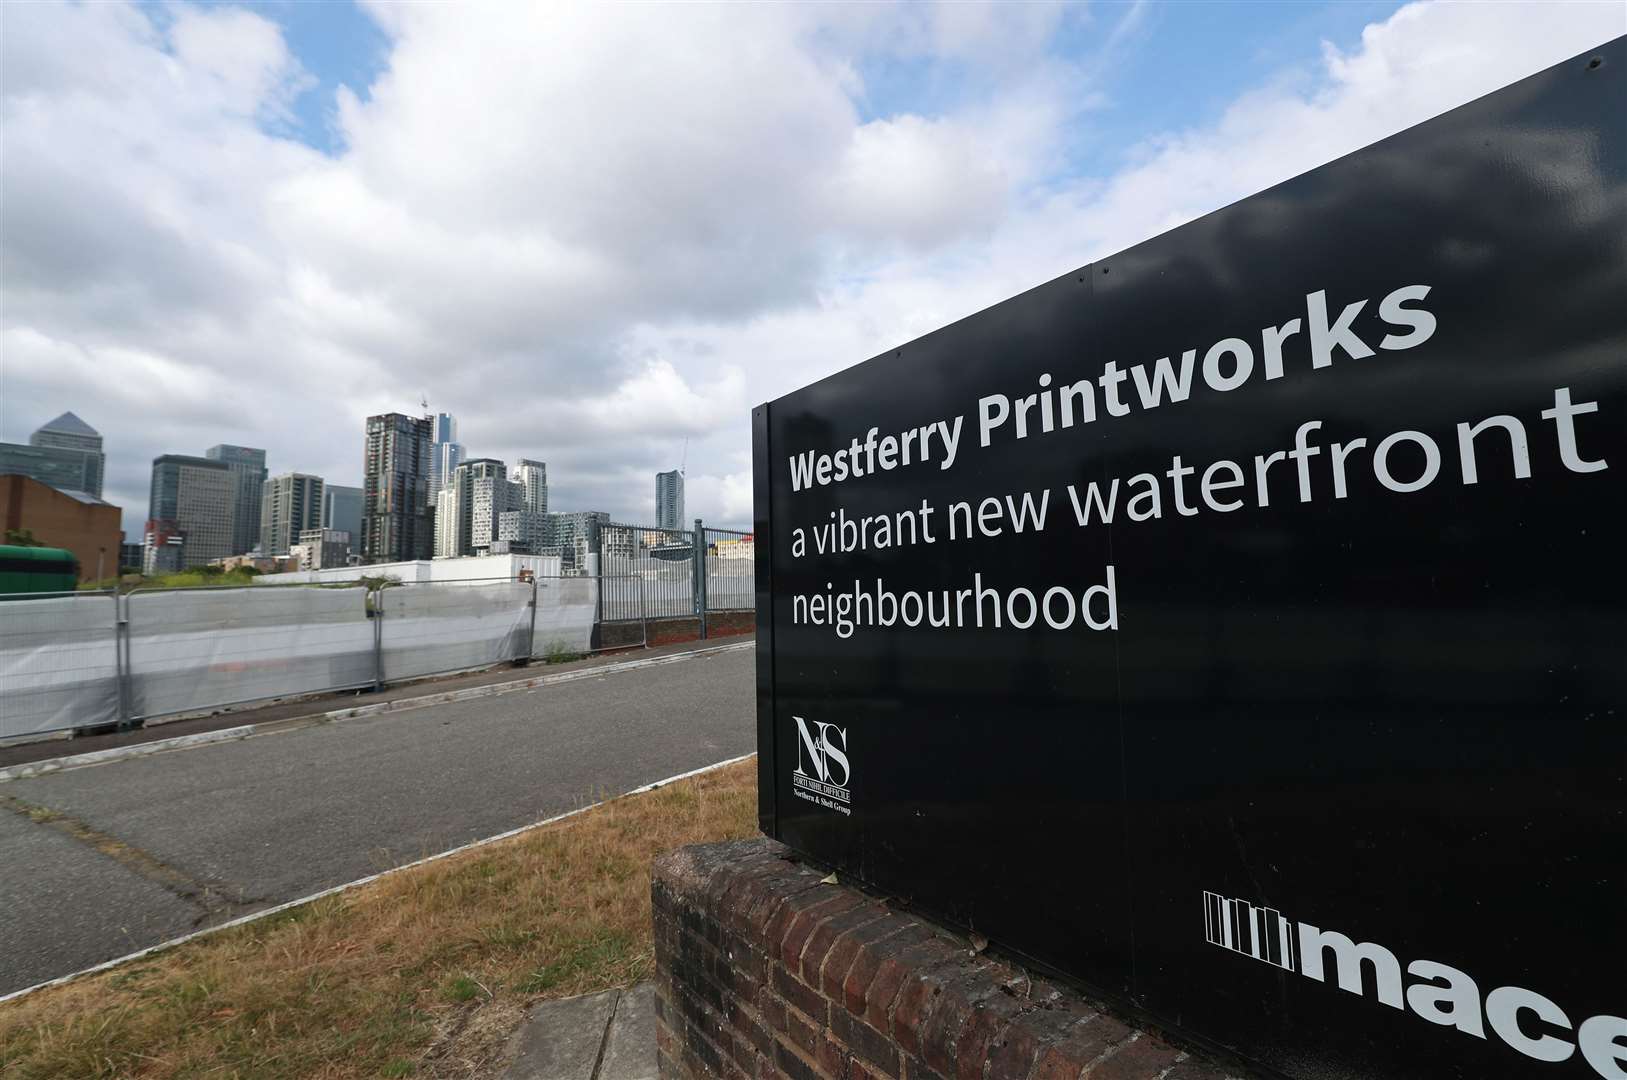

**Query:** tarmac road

left=0, top=641, right=755, bottom=997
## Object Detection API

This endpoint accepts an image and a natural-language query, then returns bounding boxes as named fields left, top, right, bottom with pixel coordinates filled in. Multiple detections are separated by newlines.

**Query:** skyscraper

left=322, top=483, right=363, bottom=541
left=548, top=510, right=610, bottom=574
left=497, top=459, right=549, bottom=555
left=362, top=413, right=434, bottom=563
left=260, top=473, right=325, bottom=556
left=206, top=444, right=268, bottom=555
left=429, top=412, right=464, bottom=493
left=30, top=412, right=105, bottom=498
left=512, top=459, right=547, bottom=514
left=148, top=455, right=234, bottom=568
left=2, top=412, right=105, bottom=498
left=656, top=468, right=685, bottom=530
left=0, top=441, right=103, bottom=497
left=435, top=458, right=508, bottom=558
left=471, top=473, right=523, bottom=555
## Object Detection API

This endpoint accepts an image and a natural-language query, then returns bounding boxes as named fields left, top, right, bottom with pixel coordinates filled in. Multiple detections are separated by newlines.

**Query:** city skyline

left=4, top=402, right=700, bottom=541
left=6, top=3, right=1609, bottom=545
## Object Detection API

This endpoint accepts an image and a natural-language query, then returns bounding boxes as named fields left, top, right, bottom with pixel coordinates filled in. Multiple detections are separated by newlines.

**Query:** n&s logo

left=791, top=716, right=850, bottom=815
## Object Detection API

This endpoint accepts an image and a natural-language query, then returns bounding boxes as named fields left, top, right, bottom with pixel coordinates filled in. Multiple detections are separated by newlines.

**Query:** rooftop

left=35, top=411, right=100, bottom=437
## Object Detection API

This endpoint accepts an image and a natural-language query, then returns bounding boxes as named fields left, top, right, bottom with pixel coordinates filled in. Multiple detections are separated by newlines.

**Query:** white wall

left=255, top=553, right=563, bottom=586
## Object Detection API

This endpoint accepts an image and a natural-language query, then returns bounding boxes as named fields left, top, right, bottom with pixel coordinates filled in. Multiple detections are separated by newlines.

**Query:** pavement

left=499, top=983, right=656, bottom=1080
left=0, top=640, right=755, bottom=997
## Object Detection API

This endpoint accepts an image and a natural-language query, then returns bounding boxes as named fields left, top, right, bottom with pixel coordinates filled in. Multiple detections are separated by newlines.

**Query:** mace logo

left=791, top=716, right=850, bottom=813
left=1202, top=891, right=1627, bottom=1077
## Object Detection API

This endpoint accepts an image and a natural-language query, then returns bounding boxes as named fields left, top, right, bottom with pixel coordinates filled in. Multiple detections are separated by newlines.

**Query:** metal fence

left=0, top=574, right=646, bottom=742
left=0, top=590, right=121, bottom=737
left=597, top=519, right=754, bottom=624
left=600, top=522, right=694, bottom=621
left=702, top=525, right=753, bottom=613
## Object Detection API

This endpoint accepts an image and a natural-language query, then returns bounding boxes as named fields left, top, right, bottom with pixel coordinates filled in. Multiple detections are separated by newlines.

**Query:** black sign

left=751, top=39, right=1625, bottom=1080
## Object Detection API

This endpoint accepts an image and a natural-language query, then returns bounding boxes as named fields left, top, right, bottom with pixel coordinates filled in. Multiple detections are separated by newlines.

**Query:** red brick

left=782, top=893, right=867, bottom=970
left=654, top=842, right=1248, bottom=1080
left=775, top=1039, right=825, bottom=1080
left=728, top=998, right=776, bottom=1059
left=759, top=987, right=789, bottom=1035
left=1083, top=1033, right=1184, bottom=1079
left=953, top=993, right=1025, bottom=1080
left=844, top=924, right=934, bottom=1016
left=918, top=982, right=996, bottom=1078
left=773, top=964, right=829, bottom=1024
left=822, top=915, right=908, bottom=999
left=1031, top=1013, right=1134, bottom=1080
left=785, top=1004, right=824, bottom=1059
left=802, top=904, right=892, bottom=987
left=817, top=1031, right=852, bottom=1080
left=863, top=938, right=962, bottom=1033
left=985, top=1015, right=1046, bottom=1080
left=890, top=974, right=940, bottom=1058
left=830, top=1006, right=902, bottom=1077
left=765, top=888, right=829, bottom=955
left=902, top=1055, right=948, bottom=1080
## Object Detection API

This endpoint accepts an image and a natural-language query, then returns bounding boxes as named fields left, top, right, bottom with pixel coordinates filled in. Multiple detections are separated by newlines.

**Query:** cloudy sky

left=2, top=0, right=1620, bottom=534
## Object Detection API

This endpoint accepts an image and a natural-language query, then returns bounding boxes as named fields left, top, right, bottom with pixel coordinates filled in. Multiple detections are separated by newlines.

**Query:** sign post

left=752, top=40, right=1625, bottom=1080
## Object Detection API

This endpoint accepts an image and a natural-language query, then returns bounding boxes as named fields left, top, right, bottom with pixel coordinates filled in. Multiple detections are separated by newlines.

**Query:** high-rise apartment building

left=433, top=484, right=460, bottom=558
left=472, top=474, right=523, bottom=555
left=548, top=510, right=610, bottom=574
left=291, top=527, right=351, bottom=571
left=496, top=509, right=549, bottom=554
left=656, top=469, right=685, bottom=530
left=512, top=459, right=548, bottom=515
left=29, top=412, right=105, bottom=498
left=434, top=458, right=509, bottom=558
left=322, top=484, right=363, bottom=541
left=362, top=413, right=434, bottom=563
left=260, top=473, right=325, bottom=556
left=206, top=444, right=267, bottom=555
left=148, top=454, right=233, bottom=568
left=429, top=412, right=464, bottom=493
left=143, top=520, right=186, bottom=575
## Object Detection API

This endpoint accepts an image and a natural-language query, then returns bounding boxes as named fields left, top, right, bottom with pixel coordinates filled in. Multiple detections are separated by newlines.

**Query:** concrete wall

left=653, top=838, right=1252, bottom=1080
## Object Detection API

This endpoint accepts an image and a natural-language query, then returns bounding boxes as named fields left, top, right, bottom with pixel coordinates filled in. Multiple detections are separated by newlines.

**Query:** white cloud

left=2, top=0, right=1620, bottom=531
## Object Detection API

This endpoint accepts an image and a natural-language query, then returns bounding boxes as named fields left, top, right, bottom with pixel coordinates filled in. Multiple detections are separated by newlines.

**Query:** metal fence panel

left=377, top=580, right=534, bottom=682
left=704, top=527, right=753, bottom=611
left=125, top=586, right=375, bottom=721
left=531, top=576, right=600, bottom=655
left=601, top=523, right=695, bottom=619
left=0, top=591, right=120, bottom=738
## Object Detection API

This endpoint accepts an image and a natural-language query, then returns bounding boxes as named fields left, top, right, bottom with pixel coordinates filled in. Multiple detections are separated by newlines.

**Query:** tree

left=4, top=528, right=45, bottom=547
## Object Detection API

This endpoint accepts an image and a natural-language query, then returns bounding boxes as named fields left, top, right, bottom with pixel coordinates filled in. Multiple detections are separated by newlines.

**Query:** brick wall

left=602, top=612, right=757, bottom=649
left=653, top=838, right=1253, bottom=1080
left=1, top=474, right=122, bottom=581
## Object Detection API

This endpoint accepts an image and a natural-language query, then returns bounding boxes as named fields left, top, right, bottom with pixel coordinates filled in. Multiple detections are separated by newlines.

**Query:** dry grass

left=0, top=757, right=758, bottom=1080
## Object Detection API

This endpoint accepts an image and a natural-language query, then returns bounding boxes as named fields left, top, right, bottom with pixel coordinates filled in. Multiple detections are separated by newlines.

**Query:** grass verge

left=0, top=757, right=757, bottom=1079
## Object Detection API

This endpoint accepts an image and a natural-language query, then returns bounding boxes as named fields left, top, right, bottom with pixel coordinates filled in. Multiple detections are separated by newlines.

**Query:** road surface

left=0, top=642, right=754, bottom=997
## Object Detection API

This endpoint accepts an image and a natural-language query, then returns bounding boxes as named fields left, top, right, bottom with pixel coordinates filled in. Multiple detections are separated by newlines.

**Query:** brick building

left=0, top=474, right=123, bottom=581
